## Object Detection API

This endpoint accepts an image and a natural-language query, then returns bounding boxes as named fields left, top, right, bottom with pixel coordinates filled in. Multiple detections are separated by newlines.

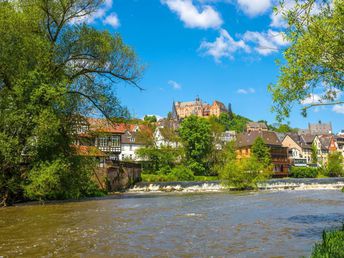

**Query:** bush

left=169, top=166, right=195, bottom=181
left=219, top=157, right=272, bottom=190
left=311, top=225, right=344, bottom=258
left=289, top=167, right=318, bottom=178
left=326, top=152, right=344, bottom=177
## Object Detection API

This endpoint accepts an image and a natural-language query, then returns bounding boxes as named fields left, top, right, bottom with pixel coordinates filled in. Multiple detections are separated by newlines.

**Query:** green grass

left=311, top=225, right=344, bottom=258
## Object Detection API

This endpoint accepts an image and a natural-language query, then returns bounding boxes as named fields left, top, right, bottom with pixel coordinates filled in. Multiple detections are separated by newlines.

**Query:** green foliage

left=219, top=157, right=273, bottom=190
left=137, top=146, right=182, bottom=174
left=326, top=152, right=344, bottom=177
left=311, top=225, right=344, bottom=258
left=217, top=112, right=251, bottom=133
left=179, top=115, right=212, bottom=175
left=24, top=157, right=105, bottom=200
left=312, top=143, right=318, bottom=164
left=169, top=166, right=195, bottom=181
left=269, top=0, right=344, bottom=120
left=289, top=167, right=319, bottom=178
left=143, top=115, right=157, bottom=123
left=251, top=137, right=272, bottom=167
left=0, top=0, right=142, bottom=205
left=211, top=141, right=237, bottom=176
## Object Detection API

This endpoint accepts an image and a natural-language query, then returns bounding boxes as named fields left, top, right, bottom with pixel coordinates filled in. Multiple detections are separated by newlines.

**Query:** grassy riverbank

left=311, top=225, right=344, bottom=258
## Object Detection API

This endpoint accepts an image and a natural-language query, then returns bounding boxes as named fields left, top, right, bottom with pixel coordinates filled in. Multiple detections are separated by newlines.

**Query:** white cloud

left=333, top=105, right=344, bottom=114
left=103, top=13, right=120, bottom=28
left=301, top=94, right=322, bottom=105
left=237, top=88, right=255, bottom=94
left=270, top=0, right=322, bottom=28
left=71, top=0, right=117, bottom=26
left=237, top=0, right=271, bottom=17
left=199, top=29, right=250, bottom=62
left=168, top=80, right=182, bottom=90
left=243, top=29, right=288, bottom=55
left=161, top=0, right=223, bottom=29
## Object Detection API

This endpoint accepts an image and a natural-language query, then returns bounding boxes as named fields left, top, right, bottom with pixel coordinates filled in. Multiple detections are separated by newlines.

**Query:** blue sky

left=90, top=0, right=343, bottom=133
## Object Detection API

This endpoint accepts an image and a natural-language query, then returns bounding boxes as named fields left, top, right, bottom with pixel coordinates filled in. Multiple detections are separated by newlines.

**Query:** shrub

left=289, top=167, right=319, bottom=178
left=326, top=152, right=344, bottom=177
left=219, top=157, right=272, bottom=190
left=311, top=225, right=344, bottom=258
left=169, top=166, right=195, bottom=181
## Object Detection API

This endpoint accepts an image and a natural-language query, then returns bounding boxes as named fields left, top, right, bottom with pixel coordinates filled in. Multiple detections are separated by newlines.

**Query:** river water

left=0, top=190, right=343, bottom=257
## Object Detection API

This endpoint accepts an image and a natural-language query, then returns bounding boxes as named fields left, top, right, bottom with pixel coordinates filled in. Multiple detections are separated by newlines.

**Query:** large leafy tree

left=269, top=0, right=343, bottom=120
left=178, top=115, right=212, bottom=175
left=251, top=137, right=272, bottom=167
left=0, top=0, right=143, bottom=205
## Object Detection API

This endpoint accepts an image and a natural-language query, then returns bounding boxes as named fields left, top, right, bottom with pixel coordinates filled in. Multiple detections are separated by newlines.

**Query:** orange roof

left=72, top=145, right=107, bottom=157
left=87, top=118, right=126, bottom=134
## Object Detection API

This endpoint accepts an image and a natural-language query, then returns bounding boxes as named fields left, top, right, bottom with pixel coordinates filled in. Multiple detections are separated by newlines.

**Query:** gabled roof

left=121, top=130, right=146, bottom=145
left=236, top=131, right=282, bottom=148
left=284, top=133, right=311, bottom=149
left=300, top=134, right=316, bottom=144
left=87, top=118, right=126, bottom=134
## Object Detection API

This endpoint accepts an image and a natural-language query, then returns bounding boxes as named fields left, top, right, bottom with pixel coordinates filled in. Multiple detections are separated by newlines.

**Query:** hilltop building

left=298, top=121, right=332, bottom=135
left=246, top=122, right=268, bottom=132
left=172, top=97, right=229, bottom=120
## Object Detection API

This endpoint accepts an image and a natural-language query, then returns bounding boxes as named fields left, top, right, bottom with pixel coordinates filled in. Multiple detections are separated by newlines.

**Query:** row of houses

left=74, top=117, right=343, bottom=177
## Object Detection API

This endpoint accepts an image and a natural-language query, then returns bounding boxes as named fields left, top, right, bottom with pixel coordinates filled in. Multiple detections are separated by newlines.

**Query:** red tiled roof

left=87, top=118, right=126, bottom=134
left=72, top=145, right=106, bottom=157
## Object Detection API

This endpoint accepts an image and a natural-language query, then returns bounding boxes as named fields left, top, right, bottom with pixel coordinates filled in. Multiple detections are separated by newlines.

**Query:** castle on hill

left=172, top=97, right=230, bottom=120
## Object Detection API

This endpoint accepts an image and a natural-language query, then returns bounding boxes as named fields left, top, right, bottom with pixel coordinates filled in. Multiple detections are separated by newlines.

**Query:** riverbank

left=129, top=177, right=344, bottom=192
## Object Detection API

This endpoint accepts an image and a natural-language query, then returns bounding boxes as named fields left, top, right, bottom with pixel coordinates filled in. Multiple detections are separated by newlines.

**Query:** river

left=0, top=190, right=343, bottom=257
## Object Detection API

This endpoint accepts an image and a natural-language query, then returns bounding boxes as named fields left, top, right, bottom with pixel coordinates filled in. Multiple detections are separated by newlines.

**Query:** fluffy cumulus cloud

left=301, top=94, right=322, bottom=105
left=199, top=29, right=250, bottom=62
left=237, top=88, right=255, bottom=94
left=243, top=29, right=288, bottom=55
left=161, top=0, right=223, bottom=29
left=71, top=0, right=120, bottom=29
left=103, top=13, right=120, bottom=28
left=236, top=0, right=271, bottom=17
left=168, top=80, right=182, bottom=90
left=333, top=105, right=344, bottom=114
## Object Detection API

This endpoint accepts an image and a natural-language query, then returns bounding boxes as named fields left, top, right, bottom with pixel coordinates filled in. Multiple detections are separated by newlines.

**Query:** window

left=98, top=137, right=107, bottom=147
left=110, top=136, right=120, bottom=147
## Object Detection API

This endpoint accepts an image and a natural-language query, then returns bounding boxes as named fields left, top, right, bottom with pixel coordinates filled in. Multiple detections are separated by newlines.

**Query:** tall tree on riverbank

left=251, top=137, right=271, bottom=167
left=0, top=0, right=143, bottom=205
left=179, top=115, right=212, bottom=175
left=269, top=0, right=343, bottom=120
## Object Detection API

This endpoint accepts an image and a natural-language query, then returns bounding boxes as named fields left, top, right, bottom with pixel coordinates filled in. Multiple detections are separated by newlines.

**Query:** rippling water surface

left=1, top=190, right=344, bottom=257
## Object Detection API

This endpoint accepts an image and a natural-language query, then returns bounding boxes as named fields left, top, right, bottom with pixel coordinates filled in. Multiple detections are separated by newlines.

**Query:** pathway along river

left=1, top=190, right=344, bottom=257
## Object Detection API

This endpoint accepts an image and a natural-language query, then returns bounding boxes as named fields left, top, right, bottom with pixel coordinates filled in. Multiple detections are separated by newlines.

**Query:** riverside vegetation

left=0, top=0, right=143, bottom=206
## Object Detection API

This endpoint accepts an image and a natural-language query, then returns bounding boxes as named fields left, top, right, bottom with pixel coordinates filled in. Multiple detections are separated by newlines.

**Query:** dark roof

left=318, top=135, right=333, bottom=150
left=300, top=134, right=316, bottom=144
left=236, top=131, right=282, bottom=148
left=285, top=133, right=312, bottom=149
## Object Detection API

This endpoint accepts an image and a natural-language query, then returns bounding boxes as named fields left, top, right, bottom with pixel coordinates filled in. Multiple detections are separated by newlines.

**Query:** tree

left=269, top=0, right=344, bottom=120
left=219, top=156, right=272, bottom=190
left=326, top=151, right=344, bottom=177
left=178, top=116, right=212, bottom=175
left=311, top=142, right=318, bottom=164
left=144, top=115, right=157, bottom=123
left=251, top=137, right=272, bottom=167
left=0, top=0, right=143, bottom=205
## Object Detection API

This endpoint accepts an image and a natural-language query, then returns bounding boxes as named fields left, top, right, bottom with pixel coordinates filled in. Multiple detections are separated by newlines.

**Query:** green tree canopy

left=0, top=0, right=143, bottom=205
left=143, top=115, right=157, bottom=123
left=269, top=0, right=344, bottom=120
left=326, top=151, right=344, bottom=177
left=251, top=137, right=271, bottom=167
left=178, top=115, right=212, bottom=175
